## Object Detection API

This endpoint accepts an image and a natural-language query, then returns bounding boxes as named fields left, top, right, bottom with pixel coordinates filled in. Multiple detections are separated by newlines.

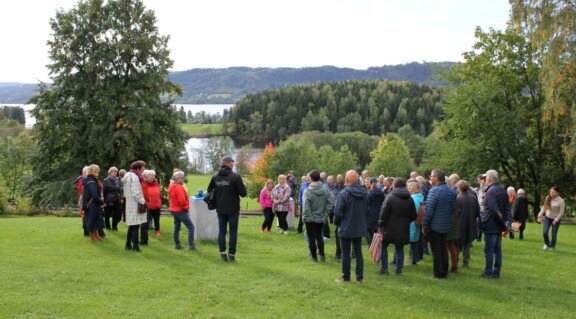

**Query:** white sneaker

left=543, top=244, right=549, bottom=250
left=283, top=230, right=288, bottom=235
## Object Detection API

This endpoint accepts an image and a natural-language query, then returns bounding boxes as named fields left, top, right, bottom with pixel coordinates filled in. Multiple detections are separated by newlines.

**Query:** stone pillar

left=189, top=197, right=218, bottom=240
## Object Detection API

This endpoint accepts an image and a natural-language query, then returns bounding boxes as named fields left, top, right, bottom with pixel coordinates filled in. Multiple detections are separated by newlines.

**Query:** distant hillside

left=0, top=62, right=454, bottom=104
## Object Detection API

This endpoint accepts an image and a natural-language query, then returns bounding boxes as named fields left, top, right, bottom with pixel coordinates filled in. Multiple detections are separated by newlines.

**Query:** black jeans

left=306, top=222, right=325, bottom=259
left=334, top=226, right=342, bottom=257
left=104, top=202, right=121, bottom=230
left=261, top=207, right=274, bottom=230
left=276, top=211, right=288, bottom=231
left=340, top=237, right=363, bottom=281
left=149, top=208, right=161, bottom=231
left=140, top=215, right=149, bottom=244
left=126, top=225, right=140, bottom=249
left=297, top=204, right=304, bottom=233
left=429, top=230, right=448, bottom=278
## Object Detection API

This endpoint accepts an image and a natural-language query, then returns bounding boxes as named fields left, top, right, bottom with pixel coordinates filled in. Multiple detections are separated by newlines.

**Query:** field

left=180, top=123, right=222, bottom=136
left=0, top=216, right=574, bottom=318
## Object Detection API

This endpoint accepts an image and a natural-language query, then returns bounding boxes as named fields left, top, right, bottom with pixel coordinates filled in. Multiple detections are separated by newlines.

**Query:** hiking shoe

left=228, top=254, right=235, bottom=262
left=220, top=253, right=228, bottom=262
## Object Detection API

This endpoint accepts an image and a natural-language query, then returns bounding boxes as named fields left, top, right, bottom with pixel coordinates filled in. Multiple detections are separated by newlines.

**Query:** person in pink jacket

left=259, top=179, right=275, bottom=233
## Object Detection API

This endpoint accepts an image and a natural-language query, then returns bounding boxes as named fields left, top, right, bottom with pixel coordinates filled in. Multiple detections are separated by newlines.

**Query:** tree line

left=228, top=80, right=444, bottom=142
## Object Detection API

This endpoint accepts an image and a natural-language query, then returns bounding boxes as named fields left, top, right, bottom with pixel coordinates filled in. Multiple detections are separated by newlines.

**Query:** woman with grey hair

left=103, top=166, right=122, bottom=231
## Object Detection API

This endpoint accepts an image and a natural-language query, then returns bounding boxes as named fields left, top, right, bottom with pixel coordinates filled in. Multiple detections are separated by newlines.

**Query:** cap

left=221, top=156, right=235, bottom=164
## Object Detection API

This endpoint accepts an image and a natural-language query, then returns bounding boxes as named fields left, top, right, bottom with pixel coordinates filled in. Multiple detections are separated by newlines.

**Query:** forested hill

left=0, top=62, right=453, bottom=104
left=229, top=80, right=444, bottom=142
left=170, top=62, right=452, bottom=103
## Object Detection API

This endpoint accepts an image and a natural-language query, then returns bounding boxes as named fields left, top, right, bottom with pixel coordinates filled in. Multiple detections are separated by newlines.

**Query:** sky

left=0, top=0, right=510, bottom=83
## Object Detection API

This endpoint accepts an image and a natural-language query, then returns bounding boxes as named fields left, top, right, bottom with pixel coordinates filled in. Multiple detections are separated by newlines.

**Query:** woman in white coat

left=122, top=160, right=147, bottom=252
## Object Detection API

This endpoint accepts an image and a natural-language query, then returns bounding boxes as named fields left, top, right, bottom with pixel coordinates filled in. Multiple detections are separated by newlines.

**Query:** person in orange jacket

left=168, top=171, right=196, bottom=250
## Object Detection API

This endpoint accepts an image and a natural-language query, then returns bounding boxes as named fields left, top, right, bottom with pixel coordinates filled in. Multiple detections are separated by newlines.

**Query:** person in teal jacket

left=303, top=170, right=334, bottom=262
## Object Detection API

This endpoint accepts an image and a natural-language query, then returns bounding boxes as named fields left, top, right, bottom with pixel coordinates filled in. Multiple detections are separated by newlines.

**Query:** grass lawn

left=180, top=123, right=222, bottom=136
left=0, top=216, right=574, bottom=318
left=186, top=174, right=261, bottom=212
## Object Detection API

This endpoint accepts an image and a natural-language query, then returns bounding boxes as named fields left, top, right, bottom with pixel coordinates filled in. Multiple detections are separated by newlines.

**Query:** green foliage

left=203, top=137, right=234, bottom=173
left=397, top=124, right=427, bottom=167
left=433, top=27, right=571, bottom=211
left=0, top=119, right=26, bottom=138
left=28, top=0, right=187, bottom=207
left=286, top=131, right=377, bottom=169
left=0, top=106, right=25, bottom=125
left=270, top=139, right=319, bottom=180
left=511, top=1, right=576, bottom=168
left=230, top=80, right=444, bottom=141
left=0, top=134, right=34, bottom=201
left=1, top=217, right=575, bottom=317
left=317, top=144, right=358, bottom=177
left=0, top=182, right=8, bottom=214
left=367, top=133, right=414, bottom=177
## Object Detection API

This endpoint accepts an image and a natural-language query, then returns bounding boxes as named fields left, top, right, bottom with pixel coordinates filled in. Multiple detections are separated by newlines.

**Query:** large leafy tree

left=367, top=133, right=414, bottom=178
left=436, top=27, right=571, bottom=211
left=510, top=0, right=576, bottom=168
left=29, top=0, right=187, bottom=206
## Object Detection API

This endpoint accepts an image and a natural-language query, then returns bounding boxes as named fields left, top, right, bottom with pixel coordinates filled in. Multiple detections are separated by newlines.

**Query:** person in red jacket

left=144, top=170, right=162, bottom=237
left=139, top=170, right=152, bottom=245
left=168, top=171, right=196, bottom=250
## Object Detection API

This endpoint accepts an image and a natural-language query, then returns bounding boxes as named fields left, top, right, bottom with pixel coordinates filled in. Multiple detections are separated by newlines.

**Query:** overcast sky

left=0, top=0, right=510, bottom=83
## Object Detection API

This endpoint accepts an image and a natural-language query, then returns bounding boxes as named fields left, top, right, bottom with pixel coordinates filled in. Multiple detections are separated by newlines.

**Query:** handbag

left=138, top=203, right=148, bottom=214
left=415, top=201, right=426, bottom=227
left=369, top=232, right=383, bottom=264
left=203, top=190, right=216, bottom=210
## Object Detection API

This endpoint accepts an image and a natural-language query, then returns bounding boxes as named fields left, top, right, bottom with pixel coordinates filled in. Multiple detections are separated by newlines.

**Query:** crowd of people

left=76, top=157, right=565, bottom=282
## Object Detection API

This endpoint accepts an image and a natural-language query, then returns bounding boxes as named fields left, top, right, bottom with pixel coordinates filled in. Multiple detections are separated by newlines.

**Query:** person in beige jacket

left=537, top=187, right=565, bottom=251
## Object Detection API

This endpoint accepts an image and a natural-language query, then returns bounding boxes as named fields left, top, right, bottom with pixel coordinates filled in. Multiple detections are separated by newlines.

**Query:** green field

left=180, top=123, right=222, bottom=136
left=186, top=174, right=261, bottom=211
left=0, top=216, right=574, bottom=318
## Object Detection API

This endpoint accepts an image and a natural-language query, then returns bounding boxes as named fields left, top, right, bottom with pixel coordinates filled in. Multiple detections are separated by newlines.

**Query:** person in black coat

left=207, top=156, right=247, bottom=262
left=377, top=178, right=417, bottom=275
left=103, top=167, right=122, bottom=231
left=456, top=180, right=479, bottom=267
left=367, top=178, right=384, bottom=247
left=82, top=164, right=105, bottom=241
left=512, top=189, right=529, bottom=239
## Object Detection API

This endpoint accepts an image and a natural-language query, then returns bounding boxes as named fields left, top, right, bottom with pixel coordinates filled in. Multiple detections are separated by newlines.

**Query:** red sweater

left=146, top=180, right=162, bottom=210
left=168, top=183, right=189, bottom=212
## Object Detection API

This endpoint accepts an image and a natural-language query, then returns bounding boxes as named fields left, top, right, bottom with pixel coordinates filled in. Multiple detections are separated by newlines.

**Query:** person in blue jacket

left=334, top=170, right=368, bottom=283
left=479, top=169, right=511, bottom=278
left=422, top=169, right=455, bottom=279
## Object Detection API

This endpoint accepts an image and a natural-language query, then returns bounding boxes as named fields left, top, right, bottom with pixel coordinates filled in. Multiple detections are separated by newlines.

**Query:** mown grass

left=186, top=174, right=261, bottom=211
left=180, top=123, right=222, bottom=136
left=0, top=216, right=574, bottom=318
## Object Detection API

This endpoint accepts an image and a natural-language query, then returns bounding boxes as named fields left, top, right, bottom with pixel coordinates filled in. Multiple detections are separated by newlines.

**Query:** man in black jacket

left=207, top=156, right=247, bottom=262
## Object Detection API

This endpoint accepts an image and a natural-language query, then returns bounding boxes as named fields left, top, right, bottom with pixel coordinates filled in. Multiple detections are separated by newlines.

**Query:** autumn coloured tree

left=246, top=143, right=275, bottom=198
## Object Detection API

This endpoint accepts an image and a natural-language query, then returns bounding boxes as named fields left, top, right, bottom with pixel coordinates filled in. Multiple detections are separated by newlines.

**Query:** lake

left=9, top=103, right=262, bottom=169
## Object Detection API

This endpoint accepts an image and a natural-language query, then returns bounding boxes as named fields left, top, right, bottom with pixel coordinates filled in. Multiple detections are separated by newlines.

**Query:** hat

left=221, top=156, right=235, bottom=164
left=172, top=171, right=185, bottom=181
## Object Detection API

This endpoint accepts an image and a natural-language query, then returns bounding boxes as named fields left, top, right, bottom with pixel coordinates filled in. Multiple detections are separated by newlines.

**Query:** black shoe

left=320, top=256, right=326, bottom=262
left=175, top=245, right=182, bottom=250
left=188, top=246, right=197, bottom=251
left=228, top=254, right=235, bottom=262
left=133, top=248, right=142, bottom=253
left=331, top=255, right=342, bottom=261
left=311, top=257, right=318, bottom=262
left=125, top=245, right=132, bottom=251
left=451, top=268, right=458, bottom=273
left=479, top=272, right=493, bottom=279
left=377, top=269, right=389, bottom=275
left=140, top=241, right=148, bottom=245
left=220, top=253, right=228, bottom=262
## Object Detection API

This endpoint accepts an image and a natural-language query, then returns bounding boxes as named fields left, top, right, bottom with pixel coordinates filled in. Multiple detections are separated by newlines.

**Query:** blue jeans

left=382, top=242, right=405, bottom=274
left=483, top=233, right=502, bottom=276
left=218, top=212, right=239, bottom=255
left=171, top=211, right=195, bottom=248
left=543, top=216, right=561, bottom=248
left=340, top=237, right=363, bottom=281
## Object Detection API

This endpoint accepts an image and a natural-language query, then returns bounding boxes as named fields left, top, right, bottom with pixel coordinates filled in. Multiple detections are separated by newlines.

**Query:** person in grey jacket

left=303, top=170, right=334, bottom=262
left=422, top=169, right=455, bottom=279
left=334, top=170, right=368, bottom=282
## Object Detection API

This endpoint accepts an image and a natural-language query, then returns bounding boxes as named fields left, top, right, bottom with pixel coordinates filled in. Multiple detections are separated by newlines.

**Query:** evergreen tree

left=29, top=0, right=187, bottom=206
